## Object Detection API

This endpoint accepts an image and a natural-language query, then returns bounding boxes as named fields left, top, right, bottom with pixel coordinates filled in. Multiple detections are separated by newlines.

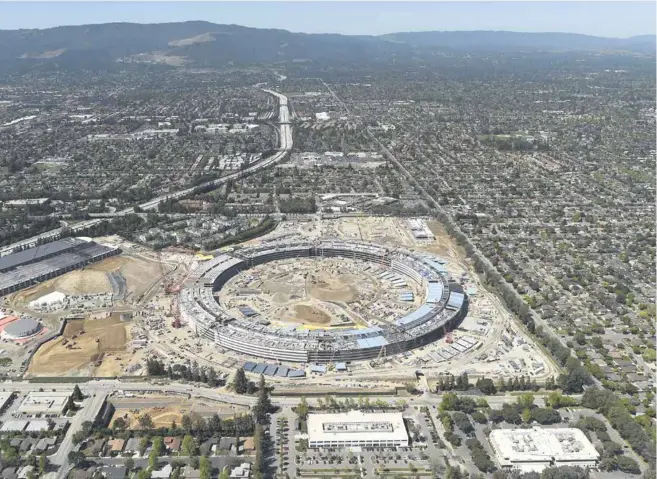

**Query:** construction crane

left=155, top=250, right=182, bottom=327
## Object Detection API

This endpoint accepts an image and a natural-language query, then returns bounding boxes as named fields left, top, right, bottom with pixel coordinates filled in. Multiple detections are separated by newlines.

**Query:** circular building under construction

left=179, top=239, right=468, bottom=364
left=2, top=317, right=42, bottom=339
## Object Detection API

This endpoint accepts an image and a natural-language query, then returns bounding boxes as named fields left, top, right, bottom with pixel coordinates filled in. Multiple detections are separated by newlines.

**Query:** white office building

left=17, top=391, right=71, bottom=416
left=489, top=427, right=600, bottom=473
left=307, top=410, right=409, bottom=449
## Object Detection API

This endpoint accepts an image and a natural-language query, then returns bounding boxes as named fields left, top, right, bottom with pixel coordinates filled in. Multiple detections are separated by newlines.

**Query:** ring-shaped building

left=179, top=240, right=468, bottom=363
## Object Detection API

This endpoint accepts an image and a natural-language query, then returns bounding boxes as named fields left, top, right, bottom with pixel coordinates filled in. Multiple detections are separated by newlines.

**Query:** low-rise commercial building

left=489, top=427, right=600, bottom=473
left=307, top=410, right=409, bottom=449
left=16, top=391, right=70, bottom=416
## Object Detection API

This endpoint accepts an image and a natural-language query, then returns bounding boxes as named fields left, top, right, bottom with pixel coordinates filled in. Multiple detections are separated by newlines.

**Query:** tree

left=182, top=435, right=197, bottom=457
left=517, top=393, right=535, bottom=409
left=296, top=396, right=309, bottom=420
left=139, top=413, right=154, bottom=430
left=200, top=455, right=212, bottom=479
left=253, top=375, right=272, bottom=425
left=72, top=384, right=84, bottom=401
left=476, top=378, right=496, bottom=395
left=113, top=417, right=128, bottom=430
left=136, top=470, right=151, bottom=479
left=67, top=451, right=86, bottom=467
left=232, top=368, right=249, bottom=395
left=148, top=449, right=159, bottom=470
left=39, top=454, right=47, bottom=475
left=181, top=414, right=193, bottom=432
left=151, top=437, right=164, bottom=457
left=219, top=468, right=230, bottom=479
left=124, top=458, right=135, bottom=472
left=546, top=391, right=578, bottom=409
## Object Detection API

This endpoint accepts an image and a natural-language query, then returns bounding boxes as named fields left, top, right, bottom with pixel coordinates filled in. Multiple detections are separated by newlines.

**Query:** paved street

left=0, top=379, right=582, bottom=478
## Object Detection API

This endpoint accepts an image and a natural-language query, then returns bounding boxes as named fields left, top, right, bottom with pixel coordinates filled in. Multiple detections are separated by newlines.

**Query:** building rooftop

left=490, top=427, right=600, bottom=465
left=307, top=410, right=408, bottom=443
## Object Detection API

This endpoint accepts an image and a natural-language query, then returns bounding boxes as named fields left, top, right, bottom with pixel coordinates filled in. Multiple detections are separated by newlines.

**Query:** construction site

left=145, top=217, right=559, bottom=385
left=0, top=219, right=558, bottom=385
left=218, top=256, right=425, bottom=330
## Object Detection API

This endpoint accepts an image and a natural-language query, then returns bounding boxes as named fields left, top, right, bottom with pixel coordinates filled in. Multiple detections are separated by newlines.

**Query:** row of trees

left=581, top=388, right=655, bottom=467
left=437, top=373, right=545, bottom=394
left=145, top=358, right=225, bottom=388
left=433, top=208, right=595, bottom=396
left=109, top=411, right=255, bottom=440
left=200, top=217, right=277, bottom=251
left=573, top=416, right=641, bottom=474
left=278, top=196, right=317, bottom=214
left=251, top=375, right=275, bottom=479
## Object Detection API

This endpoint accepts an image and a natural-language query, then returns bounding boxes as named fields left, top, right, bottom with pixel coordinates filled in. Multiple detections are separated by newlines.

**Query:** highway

left=0, top=88, right=293, bottom=256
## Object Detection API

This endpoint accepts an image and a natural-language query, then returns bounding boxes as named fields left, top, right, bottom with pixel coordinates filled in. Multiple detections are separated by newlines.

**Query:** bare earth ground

left=27, top=316, right=135, bottom=376
left=292, top=304, right=332, bottom=325
left=10, top=254, right=165, bottom=307
left=308, top=271, right=358, bottom=303
left=424, top=220, right=466, bottom=261
left=110, top=397, right=245, bottom=429
left=111, top=406, right=191, bottom=429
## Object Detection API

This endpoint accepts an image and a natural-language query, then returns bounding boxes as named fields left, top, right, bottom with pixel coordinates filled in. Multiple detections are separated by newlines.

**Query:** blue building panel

left=310, top=364, right=327, bottom=374
left=264, top=365, right=278, bottom=376
left=426, top=282, right=444, bottom=303
left=276, top=366, right=289, bottom=377
left=447, top=292, right=465, bottom=310
left=253, top=364, right=267, bottom=374
left=287, top=369, right=306, bottom=378
left=357, top=336, right=389, bottom=348
left=243, top=361, right=257, bottom=372
left=396, top=304, right=434, bottom=327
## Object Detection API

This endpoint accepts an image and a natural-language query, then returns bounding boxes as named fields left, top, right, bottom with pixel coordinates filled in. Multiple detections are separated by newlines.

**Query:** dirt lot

left=27, top=316, right=134, bottom=376
left=10, top=254, right=165, bottom=307
left=425, top=220, right=466, bottom=261
left=112, top=405, right=190, bottom=429
left=293, top=304, right=332, bottom=325
left=110, top=397, right=245, bottom=428
left=309, top=271, right=357, bottom=303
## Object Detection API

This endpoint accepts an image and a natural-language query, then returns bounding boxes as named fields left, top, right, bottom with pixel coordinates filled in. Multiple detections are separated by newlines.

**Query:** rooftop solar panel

left=447, top=292, right=465, bottom=310
left=264, top=365, right=278, bottom=376
left=0, top=238, right=84, bottom=272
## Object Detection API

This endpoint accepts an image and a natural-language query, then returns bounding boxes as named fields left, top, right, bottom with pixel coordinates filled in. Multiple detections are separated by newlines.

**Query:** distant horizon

left=1, top=2, right=655, bottom=38
left=2, top=20, right=655, bottom=40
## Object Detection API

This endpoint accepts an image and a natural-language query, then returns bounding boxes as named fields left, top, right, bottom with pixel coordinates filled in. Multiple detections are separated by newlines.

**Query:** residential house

left=163, top=437, right=181, bottom=453
left=151, top=464, right=172, bottom=479
left=100, top=466, right=127, bottom=479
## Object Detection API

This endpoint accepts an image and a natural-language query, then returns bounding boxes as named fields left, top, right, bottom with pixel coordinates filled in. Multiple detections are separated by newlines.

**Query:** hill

left=380, top=30, right=656, bottom=53
left=0, top=22, right=653, bottom=74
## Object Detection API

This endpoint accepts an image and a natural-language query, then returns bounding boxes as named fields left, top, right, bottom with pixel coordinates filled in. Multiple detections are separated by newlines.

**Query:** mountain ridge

left=0, top=21, right=653, bottom=75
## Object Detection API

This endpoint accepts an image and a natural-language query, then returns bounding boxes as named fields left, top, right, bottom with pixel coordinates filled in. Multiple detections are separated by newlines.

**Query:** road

left=0, top=88, right=293, bottom=257
left=2, top=380, right=577, bottom=408
left=320, top=79, right=574, bottom=381
left=51, top=392, right=108, bottom=478
left=0, top=379, right=581, bottom=477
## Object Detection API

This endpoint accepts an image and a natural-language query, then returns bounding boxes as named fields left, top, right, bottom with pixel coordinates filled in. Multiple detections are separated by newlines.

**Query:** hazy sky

left=1, top=2, right=655, bottom=38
